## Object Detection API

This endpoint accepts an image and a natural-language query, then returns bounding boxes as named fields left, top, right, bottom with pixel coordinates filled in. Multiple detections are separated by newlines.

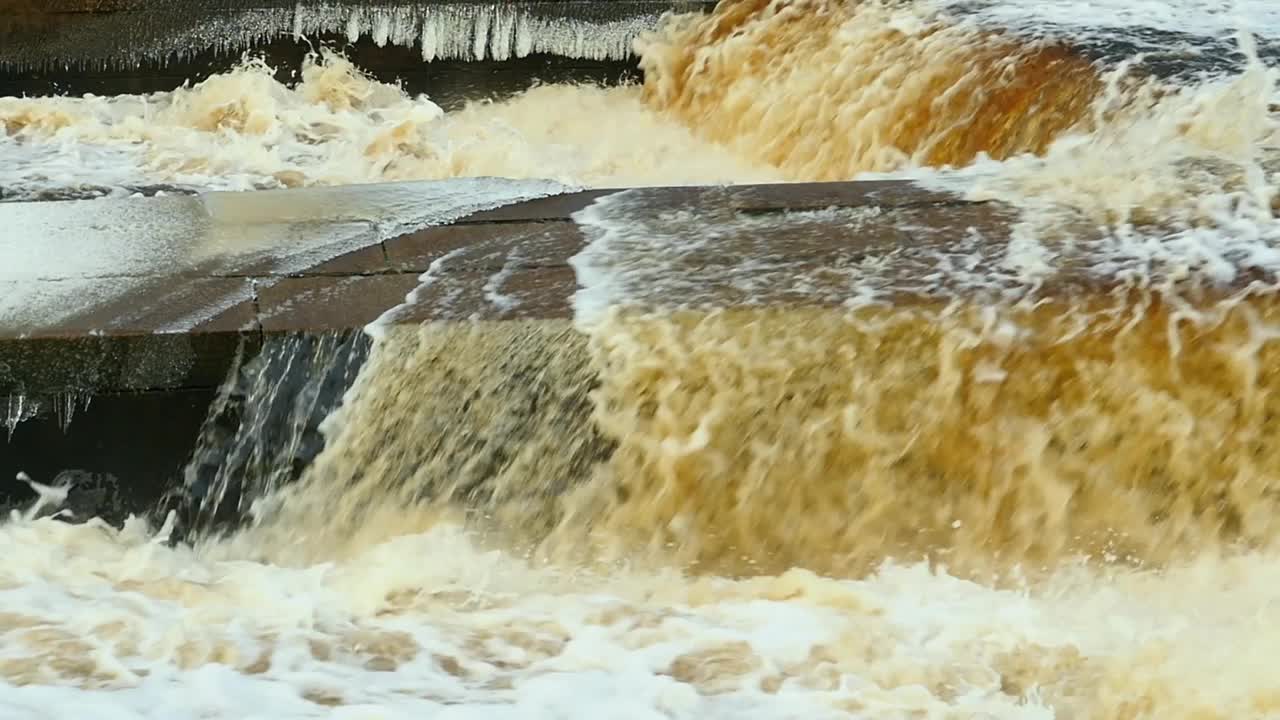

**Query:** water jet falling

left=173, top=331, right=372, bottom=539
left=212, top=320, right=613, bottom=564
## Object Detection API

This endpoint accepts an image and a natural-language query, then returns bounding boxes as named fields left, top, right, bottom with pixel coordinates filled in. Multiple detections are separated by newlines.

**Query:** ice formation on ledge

left=1, top=3, right=670, bottom=71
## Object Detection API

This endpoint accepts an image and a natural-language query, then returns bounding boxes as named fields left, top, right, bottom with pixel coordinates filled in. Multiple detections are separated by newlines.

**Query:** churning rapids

left=7, top=0, right=1280, bottom=717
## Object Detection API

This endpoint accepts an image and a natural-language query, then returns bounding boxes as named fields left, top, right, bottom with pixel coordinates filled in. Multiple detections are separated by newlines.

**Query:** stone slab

left=386, top=221, right=587, bottom=272
left=389, top=266, right=580, bottom=324
left=300, top=243, right=391, bottom=276
left=258, top=274, right=421, bottom=333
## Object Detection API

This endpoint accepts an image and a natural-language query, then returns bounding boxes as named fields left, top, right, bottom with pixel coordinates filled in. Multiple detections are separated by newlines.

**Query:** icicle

left=389, top=7, right=417, bottom=47
left=6, top=394, right=37, bottom=440
left=3, top=390, right=91, bottom=438
left=372, top=12, right=391, bottom=47
left=346, top=8, right=363, bottom=43
left=473, top=8, right=491, bottom=61
left=515, top=17, right=535, bottom=58
left=421, top=16, right=439, bottom=62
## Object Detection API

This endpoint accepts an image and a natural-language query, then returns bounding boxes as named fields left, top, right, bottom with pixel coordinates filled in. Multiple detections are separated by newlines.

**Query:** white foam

left=0, top=54, right=779, bottom=202
left=481, top=253, right=526, bottom=315
left=0, top=512, right=1277, bottom=718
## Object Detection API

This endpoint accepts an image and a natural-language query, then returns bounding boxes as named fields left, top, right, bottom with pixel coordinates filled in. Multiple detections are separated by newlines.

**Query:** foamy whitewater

left=6, top=0, right=1280, bottom=718
left=0, top=53, right=779, bottom=198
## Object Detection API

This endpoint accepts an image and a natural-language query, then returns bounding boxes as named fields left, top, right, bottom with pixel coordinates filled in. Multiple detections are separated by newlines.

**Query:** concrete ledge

left=6, top=175, right=1261, bottom=402
left=0, top=180, right=976, bottom=397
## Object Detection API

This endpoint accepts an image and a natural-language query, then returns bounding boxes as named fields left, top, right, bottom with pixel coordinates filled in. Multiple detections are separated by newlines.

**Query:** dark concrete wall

left=0, top=389, right=219, bottom=524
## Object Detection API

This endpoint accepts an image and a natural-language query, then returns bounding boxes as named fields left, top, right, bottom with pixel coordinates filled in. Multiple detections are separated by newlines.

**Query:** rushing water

left=6, top=0, right=1280, bottom=717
